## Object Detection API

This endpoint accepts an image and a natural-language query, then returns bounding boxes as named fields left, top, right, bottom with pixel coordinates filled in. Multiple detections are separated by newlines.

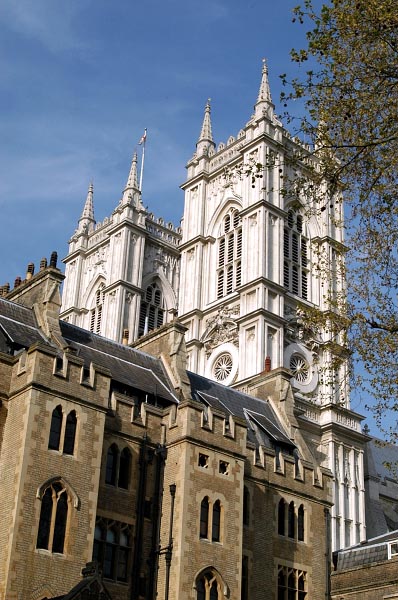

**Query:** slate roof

left=59, top=322, right=178, bottom=404
left=0, top=297, right=178, bottom=405
left=0, top=295, right=292, bottom=447
left=334, top=530, right=398, bottom=571
left=367, top=438, right=398, bottom=482
left=188, top=371, right=295, bottom=451
left=0, top=297, right=48, bottom=348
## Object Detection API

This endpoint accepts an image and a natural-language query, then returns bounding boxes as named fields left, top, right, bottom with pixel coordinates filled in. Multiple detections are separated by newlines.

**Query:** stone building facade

left=0, top=60, right=377, bottom=599
left=0, top=257, right=333, bottom=599
left=59, top=61, right=367, bottom=552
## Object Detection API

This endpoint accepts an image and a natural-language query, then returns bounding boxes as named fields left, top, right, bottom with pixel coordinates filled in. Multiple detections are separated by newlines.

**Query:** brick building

left=0, top=256, right=333, bottom=599
left=331, top=531, right=398, bottom=599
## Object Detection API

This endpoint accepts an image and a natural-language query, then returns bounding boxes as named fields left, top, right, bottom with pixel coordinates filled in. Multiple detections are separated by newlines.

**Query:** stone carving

left=284, top=308, right=320, bottom=357
left=201, top=305, right=240, bottom=356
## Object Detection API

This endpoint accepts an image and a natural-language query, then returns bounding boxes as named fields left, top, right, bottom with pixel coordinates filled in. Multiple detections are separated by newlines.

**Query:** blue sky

left=0, top=0, right=310, bottom=285
left=1, top=1, right=381, bottom=429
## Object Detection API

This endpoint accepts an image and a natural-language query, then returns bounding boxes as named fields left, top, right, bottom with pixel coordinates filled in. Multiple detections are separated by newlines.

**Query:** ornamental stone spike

left=125, top=151, right=139, bottom=192
left=255, top=58, right=274, bottom=117
left=78, top=182, right=95, bottom=233
left=196, top=99, right=215, bottom=157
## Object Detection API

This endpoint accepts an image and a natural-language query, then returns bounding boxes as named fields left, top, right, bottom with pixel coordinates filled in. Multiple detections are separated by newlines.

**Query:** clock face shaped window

left=289, top=354, right=310, bottom=384
left=213, top=353, right=233, bottom=382
left=284, top=342, right=318, bottom=394
left=205, top=343, right=239, bottom=386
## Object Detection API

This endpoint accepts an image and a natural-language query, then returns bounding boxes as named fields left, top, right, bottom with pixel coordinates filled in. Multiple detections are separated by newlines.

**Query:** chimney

left=26, top=262, right=35, bottom=281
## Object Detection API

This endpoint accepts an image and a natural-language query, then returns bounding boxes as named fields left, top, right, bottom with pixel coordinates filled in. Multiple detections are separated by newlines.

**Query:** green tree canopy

left=282, top=0, right=398, bottom=436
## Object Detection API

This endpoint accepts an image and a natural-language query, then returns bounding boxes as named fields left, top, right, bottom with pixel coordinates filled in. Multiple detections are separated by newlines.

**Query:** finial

left=125, top=150, right=139, bottom=192
left=255, top=57, right=273, bottom=110
left=78, top=181, right=95, bottom=232
left=197, top=98, right=214, bottom=146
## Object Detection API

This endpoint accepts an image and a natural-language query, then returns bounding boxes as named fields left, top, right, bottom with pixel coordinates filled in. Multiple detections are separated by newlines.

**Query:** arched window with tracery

left=37, top=481, right=69, bottom=553
left=196, top=570, right=221, bottom=600
left=92, top=518, right=132, bottom=582
left=138, top=282, right=165, bottom=336
left=283, top=209, right=308, bottom=300
left=48, top=405, right=63, bottom=450
left=217, top=209, right=242, bottom=299
left=90, top=284, right=104, bottom=334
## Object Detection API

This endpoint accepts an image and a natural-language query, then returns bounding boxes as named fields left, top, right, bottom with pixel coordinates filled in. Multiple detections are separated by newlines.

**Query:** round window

left=290, top=354, right=310, bottom=384
left=213, top=353, right=233, bottom=382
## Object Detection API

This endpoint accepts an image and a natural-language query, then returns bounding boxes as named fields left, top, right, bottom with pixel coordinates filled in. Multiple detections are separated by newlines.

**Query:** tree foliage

left=282, top=0, right=398, bottom=435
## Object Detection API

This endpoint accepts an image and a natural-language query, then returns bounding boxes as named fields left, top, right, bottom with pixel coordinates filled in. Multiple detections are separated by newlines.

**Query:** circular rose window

left=213, top=353, right=233, bottom=382
left=290, top=354, right=310, bottom=384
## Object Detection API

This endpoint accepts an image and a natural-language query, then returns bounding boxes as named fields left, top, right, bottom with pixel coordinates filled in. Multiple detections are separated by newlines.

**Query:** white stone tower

left=60, top=151, right=181, bottom=344
left=178, top=60, right=367, bottom=550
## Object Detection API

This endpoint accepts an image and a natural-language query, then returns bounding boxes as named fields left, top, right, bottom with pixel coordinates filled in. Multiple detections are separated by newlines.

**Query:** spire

left=199, top=99, right=213, bottom=143
left=125, top=151, right=139, bottom=191
left=78, top=182, right=95, bottom=233
left=121, top=151, right=142, bottom=207
left=196, top=99, right=215, bottom=156
left=254, top=58, right=274, bottom=118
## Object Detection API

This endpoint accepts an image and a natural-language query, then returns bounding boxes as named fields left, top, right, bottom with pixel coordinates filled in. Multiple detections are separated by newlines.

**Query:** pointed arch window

left=216, top=209, right=242, bottom=299
left=105, top=444, right=119, bottom=486
left=196, top=570, right=221, bottom=600
left=298, top=505, right=305, bottom=541
left=212, top=500, right=221, bottom=542
left=37, top=481, right=69, bottom=554
left=105, top=444, right=131, bottom=490
left=288, top=501, right=295, bottom=538
left=138, top=282, right=165, bottom=336
left=283, top=209, right=308, bottom=300
left=200, top=497, right=210, bottom=539
left=278, top=498, right=286, bottom=536
left=63, top=411, right=77, bottom=455
left=118, top=447, right=131, bottom=489
left=90, top=284, right=105, bottom=334
left=48, top=406, right=77, bottom=455
left=243, top=486, right=250, bottom=526
left=48, top=405, right=63, bottom=450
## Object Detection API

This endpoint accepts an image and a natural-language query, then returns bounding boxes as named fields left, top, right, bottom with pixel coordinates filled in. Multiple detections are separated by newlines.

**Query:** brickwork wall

left=331, top=558, right=398, bottom=599
left=0, top=346, right=107, bottom=599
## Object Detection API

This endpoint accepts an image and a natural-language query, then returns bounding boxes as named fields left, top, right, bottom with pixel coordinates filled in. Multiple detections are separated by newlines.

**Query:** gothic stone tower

left=60, top=152, right=181, bottom=345
left=178, top=61, right=367, bottom=551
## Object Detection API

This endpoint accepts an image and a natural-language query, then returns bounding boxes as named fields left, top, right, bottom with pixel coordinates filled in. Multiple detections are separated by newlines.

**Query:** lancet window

left=48, top=405, right=77, bottom=456
left=36, top=481, right=69, bottom=554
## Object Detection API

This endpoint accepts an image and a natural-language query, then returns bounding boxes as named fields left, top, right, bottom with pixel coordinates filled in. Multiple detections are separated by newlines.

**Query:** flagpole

left=139, top=129, right=147, bottom=192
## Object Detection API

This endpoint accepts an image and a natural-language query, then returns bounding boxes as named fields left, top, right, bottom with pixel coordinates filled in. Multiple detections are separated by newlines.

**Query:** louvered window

left=89, top=284, right=105, bottom=334
left=216, top=210, right=242, bottom=299
left=138, top=282, right=165, bottom=337
left=283, top=210, right=309, bottom=300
